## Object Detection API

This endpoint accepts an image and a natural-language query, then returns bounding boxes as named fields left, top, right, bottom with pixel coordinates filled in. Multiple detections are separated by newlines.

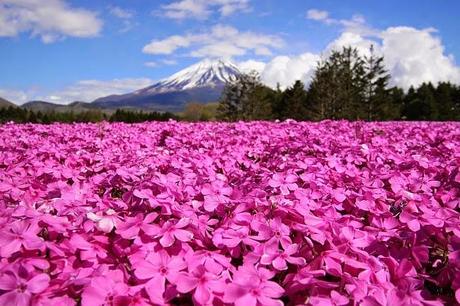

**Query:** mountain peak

left=137, top=58, right=241, bottom=94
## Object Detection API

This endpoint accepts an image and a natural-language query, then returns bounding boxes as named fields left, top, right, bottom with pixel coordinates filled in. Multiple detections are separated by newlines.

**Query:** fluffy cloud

left=304, top=9, right=460, bottom=90
left=381, top=27, right=460, bottom=89
left=143, top=24, right=283, bottom=58
left=237, top=60, right=266, bottom=74
left=160, top=0, right=250, bottom=20
left=0, top=78, right=154, bottom=105
left=258, top=53, right=320, bottom=89
left=0, top=0, right=102, bottom=43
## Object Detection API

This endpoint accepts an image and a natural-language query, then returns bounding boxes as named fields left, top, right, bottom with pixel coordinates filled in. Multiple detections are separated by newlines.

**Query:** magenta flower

left=0, top=265, right=50, bottom=306
left=0, top=220, right=44, bottom=257
left=261, top=242, right=306, bottom=270
left=176, top=265, right=223, bottom=305
left=116, top=212, right=158, bottom=239
left=133, top=250, right=187, bottom=303
left=269, top=173, right=298, bottom=195
left=201, top=180, right=233, bottom=212
left=0, top=121, right=459, bottom=305
left=154, top=217, right=194, bottom=247
left=223, top=265, right=284, bottom=306
left=81, top=270, right=129, bottom=306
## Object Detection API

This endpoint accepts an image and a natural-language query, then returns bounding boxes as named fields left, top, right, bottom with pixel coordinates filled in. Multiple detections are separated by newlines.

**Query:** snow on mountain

left=136, top=58, right=241, bottom=94
left=91, top=58, right=243, bottom=111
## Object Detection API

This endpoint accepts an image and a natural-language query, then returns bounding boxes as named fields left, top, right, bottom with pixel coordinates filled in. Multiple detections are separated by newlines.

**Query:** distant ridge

left=92, top=58, right=241, bottom=112
left=0, top=97, right=16, bottom=108
left=13, top=59, right=242, bottom=113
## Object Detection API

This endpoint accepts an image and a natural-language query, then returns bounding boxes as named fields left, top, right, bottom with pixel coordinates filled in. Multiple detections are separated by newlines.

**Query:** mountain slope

left=93, top=59, right=241, bottom=111
left=0, top=97, right=16, bottom=108
left=22, top=101, right=101, bottom=113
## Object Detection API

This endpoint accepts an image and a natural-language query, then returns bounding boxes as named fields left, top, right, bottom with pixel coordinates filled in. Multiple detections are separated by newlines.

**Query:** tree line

left=2, top=46, right=459, bottom=124
left=217, top=46, right=460, bottom=121
left=0, top=107, right=177, bottom=124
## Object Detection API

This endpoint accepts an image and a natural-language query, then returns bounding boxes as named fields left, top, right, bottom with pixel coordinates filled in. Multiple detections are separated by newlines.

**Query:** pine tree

left=404, top=83, right=438, bottom=120
left=243, top=85, right=274, bottom=120
left=363, top=45, right=391, bottom=120
left=308, top=47, right=367, bottom=120
left=434, top=82, right=455, bottom=121
left=279, top=80, right=308, bottom=120
left=217, top=72, right=262, bottom=121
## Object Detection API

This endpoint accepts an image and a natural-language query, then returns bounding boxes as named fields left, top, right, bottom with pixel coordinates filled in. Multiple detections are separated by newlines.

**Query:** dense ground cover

left=0, top=121, right=459, bottom=306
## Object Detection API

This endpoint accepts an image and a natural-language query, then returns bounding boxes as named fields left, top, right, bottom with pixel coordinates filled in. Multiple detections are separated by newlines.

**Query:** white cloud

left=305, top=10, right=460, bottom=89
left=0, top=88, right=30, bottom=105
left=109, top=5, right=136, bottom=33
left=237, top=60, right=266, bottom=74
left=381, top=27, right=460, bottom=89
left=0, top=78, right=154, bottom=105
left=0, top=0, right=102, bottom=43
left=143, top=24, right=283, bottom=58
left=326, top=31, right=378, bottom=58
left=42, top=78, right=155, bottom=104
left=307, top=9, right=377, bottom=36
left=143, top=35, right=192, bottom=54
left=162, top=59, right=178, bottom=65
left=144, top=60, right=177, bottom=68
left=258, top=53, right=320, bottom=89
left=324, top=27, right=460, bottom=90
left=306, top=9, right=330, bottom=22
left=160, top=0, right=250, bottom=20
left=144, top=62, right=158, bottom=68
left=109, top=6, right=134, bottom=19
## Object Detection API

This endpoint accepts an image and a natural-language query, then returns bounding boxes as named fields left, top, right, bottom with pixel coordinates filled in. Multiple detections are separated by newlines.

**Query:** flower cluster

left=0, top=120, right=459, bottom=305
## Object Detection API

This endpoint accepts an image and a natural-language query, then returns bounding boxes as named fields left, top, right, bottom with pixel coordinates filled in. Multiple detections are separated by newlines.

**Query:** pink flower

left=261, top=242, right=306, bottom=270
left=176, top=265, right=223, bottom=305
left=223, top=265, right=284, bottom=306
left=133, top=251, right=187, bottom=303
left=0, top=265, right=50, bottom=306
left=81, top=270, right=130, bottom=306
left=154, top=217, right=194, bottom=247
left=0, top=220, right=44, bottom=257
left=116, top=212, right=158, bottom=239
left=86, top=210, right=119, bottom=233
left=269, top=173, right=298, bottom=195
left=201, top=180, right=233, bottom=212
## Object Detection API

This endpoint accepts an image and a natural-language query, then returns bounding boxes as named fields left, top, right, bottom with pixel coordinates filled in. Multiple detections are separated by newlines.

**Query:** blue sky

left=1, top=0, right=459, bottom=104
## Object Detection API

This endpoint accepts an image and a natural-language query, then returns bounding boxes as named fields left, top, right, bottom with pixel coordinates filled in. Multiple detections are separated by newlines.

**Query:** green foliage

left=0, top=107, right=175, bottom=124
left=277, top=80, right=309, bottom=120
left=182, top=102, right=219, bottom=121
left=109, top=109, right=176, bottom=123
left=217, top=72, right=274, bottom=121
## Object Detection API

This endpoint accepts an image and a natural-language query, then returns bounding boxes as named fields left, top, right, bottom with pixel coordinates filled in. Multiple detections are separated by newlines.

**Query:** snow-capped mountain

left=138, top=59, right=241, bottom=94
left=92, top=59, right=241, bottom=111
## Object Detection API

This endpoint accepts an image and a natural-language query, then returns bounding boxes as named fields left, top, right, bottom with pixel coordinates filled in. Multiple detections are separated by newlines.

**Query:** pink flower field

left=0, top=120, right=459, bottom=306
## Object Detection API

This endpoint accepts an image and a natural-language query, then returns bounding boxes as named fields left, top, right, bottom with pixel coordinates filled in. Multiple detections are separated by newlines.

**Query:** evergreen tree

left=404, top=83, right=437, bottom=120
left=242, top=85, right=274, bottom=120
left=434, top=82, right=455, bottom=121
left=279, top=80, right=309, bottom=120
left=217, top=72, right=262, bottom=121
left=363, top=45, right=391, bottom=120
left=308, top=47, right=367, bottom=120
